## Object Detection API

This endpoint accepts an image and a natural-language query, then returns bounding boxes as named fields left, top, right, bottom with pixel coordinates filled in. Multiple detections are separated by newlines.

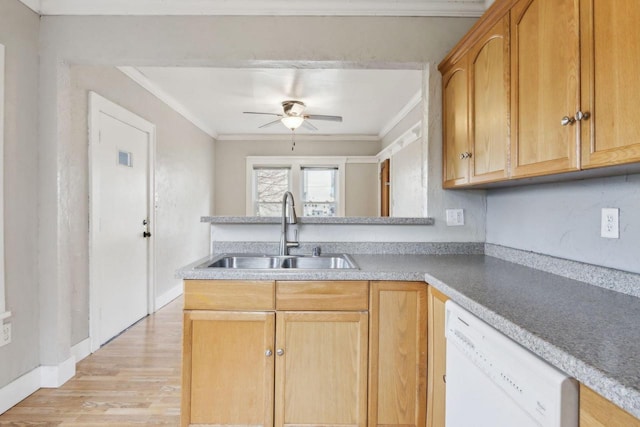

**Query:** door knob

left=143, top=231, right=152, bottom=238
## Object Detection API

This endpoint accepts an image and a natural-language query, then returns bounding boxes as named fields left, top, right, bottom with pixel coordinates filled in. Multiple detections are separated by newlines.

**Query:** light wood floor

left=0, top=297, right=183, bottom=426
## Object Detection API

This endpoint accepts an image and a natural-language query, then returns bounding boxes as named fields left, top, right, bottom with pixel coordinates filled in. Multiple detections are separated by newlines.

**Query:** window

left=0, top=44, right=7, bottom=320
left=246, top=157, right=346, bottom=217
left=302, top=167, right=338, bottom=217
left=252, top=167, right=290, bottom=216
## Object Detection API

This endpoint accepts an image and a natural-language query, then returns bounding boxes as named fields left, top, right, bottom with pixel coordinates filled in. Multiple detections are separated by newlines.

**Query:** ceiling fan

left=244, top=100, right=343, bottom=131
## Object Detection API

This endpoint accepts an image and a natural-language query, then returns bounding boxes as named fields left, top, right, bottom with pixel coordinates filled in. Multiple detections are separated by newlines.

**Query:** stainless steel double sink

left=196, top=253, right=358, bottom=270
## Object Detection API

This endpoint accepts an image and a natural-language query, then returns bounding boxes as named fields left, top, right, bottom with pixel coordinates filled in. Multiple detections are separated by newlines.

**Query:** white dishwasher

left=445, top=301, right=579, bottom=427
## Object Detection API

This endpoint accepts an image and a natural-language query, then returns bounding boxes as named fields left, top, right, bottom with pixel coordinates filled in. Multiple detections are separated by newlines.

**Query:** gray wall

left=214, top=139, right=380, bottom=215
left=345, top=163, right=378, bottom=217
left=486, top=174, right=640, bottom=274
left=69, top=65, right=215, bottom=345
left=0, top=0, right=40, bottom=385
left=391, top=139, right=423, bottom=217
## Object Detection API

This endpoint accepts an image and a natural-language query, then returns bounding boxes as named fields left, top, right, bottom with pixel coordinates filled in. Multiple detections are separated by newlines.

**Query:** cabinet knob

left=561, top=116, right=576, bottom=126
left=575, top=111, right=590, bottom=121
left=276, top=348, right=285, bottom=356
left=265, top=349, right=273, bottom=357
left=459, top=152, right=472, bottom=160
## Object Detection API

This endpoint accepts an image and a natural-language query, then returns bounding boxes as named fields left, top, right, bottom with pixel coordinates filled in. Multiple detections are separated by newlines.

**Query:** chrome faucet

left=279, top=191, right=299, bottom=256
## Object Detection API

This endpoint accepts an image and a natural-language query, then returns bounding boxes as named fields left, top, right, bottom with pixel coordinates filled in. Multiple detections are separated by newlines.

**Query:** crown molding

left=18, top=0, right=41, bottom=13
left=37, top=0, right=486, bottom=17
left=377, top=121, right=421, bottom=159
left=378, top=90, right=422, bottom=139
left=117, top=66, right=218, bottom=139
left=217, top=134, right=380, bottom=142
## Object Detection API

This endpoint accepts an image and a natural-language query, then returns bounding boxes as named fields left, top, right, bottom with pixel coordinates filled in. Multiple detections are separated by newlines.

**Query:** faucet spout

left=279, top=191, right=299, bottom=256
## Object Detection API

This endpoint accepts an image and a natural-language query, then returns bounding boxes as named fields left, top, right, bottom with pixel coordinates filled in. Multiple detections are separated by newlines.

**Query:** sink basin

left=197, top=253, right=359, bottom=270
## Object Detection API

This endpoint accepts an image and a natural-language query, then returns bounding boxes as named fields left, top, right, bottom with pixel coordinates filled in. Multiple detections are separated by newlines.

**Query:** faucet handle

left=312, top=246, right=321, bottom=257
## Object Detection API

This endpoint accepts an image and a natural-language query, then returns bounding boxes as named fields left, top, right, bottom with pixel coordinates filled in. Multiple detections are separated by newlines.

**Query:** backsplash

left=486, top=243, right=640, bottom=299
left=486, top=173, right=640, bottom=275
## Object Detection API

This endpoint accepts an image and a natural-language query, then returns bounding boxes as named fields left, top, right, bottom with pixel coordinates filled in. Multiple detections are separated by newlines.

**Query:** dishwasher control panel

left=445, top=301, right=579, bottom=427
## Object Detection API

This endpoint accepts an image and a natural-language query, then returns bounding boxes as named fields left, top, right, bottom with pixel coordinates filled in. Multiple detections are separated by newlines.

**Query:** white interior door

left=89, top=92, right=155, bottom=350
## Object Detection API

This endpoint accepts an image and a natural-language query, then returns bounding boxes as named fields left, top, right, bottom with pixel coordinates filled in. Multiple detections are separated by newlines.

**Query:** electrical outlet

left=0, top=323, right=11, bottom=348
left=601, top=208, right=620, bottom=239
left=446, top=209, right=465, bottom=226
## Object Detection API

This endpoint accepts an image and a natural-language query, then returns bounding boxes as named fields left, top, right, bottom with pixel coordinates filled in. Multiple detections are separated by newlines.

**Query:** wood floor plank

left=0, top=297, right=183, bottom=426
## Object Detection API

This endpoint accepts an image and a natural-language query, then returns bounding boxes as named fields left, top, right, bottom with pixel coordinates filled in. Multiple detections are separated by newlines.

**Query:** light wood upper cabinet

left=369, top=281, right=427, bottom=427
left=469, top=14, right=510, bottom=184
left=443, top=61, right=470, bottom=188
left=440, top=6, right=510, bottom=188
left=275, top=311, right=368, bottom=427
left=510, top=0, right=581, bottom=178
left=441, top=0, right=640, bottom=187
left=182, top=310, right=275, bottom=427
left=580, top=0, right=640, bottom=168
left=426, top=287, right=448, bottom=427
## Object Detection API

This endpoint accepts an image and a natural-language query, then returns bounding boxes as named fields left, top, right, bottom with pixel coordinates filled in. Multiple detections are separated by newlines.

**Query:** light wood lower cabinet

left=182, top=280, right=371, bottom=427
left=275, top=311, right=368, bottom=427
left=426, top=286, right=448, bottom=427
left=182, top=310, right=275, bottom=426
left=580, top=384, right=640, bottom=427
left=369, top=281, right=427, bottom=427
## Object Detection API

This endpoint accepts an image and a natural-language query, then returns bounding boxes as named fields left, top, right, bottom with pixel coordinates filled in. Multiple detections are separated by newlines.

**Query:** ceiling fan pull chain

left=291, top=132, right=296, bottom=151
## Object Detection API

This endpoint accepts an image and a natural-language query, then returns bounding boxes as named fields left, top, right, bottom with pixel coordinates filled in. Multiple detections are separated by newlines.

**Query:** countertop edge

left=201, top=216, right=435, bottom=225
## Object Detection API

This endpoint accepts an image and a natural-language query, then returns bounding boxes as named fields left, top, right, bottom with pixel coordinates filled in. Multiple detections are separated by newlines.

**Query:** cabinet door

left=580, top=0, right=640, bottom=168
left=511, top=0, right=580, bottom=178
left=426, top=287, right=448, bottom=427
left=580, top=384, right=640, bottom=427
left=181, top=311, right=275, bottom=427
left=442, top=58, right=470, bottom=187
left=369, top=281, right=427, bottom=427
left=469, top=14, right=510, bottom=184
left=274, top=311, right=368, bottom=427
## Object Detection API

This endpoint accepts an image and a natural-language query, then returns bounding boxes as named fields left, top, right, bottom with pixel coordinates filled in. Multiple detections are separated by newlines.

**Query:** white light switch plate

left=601, top=208, right=619, bottom=239
left=446, top=209, right=464, bottom=226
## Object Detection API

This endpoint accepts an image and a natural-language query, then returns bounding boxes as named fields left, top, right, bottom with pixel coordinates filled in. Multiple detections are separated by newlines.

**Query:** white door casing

left=89, top=92, right=156, bottom=352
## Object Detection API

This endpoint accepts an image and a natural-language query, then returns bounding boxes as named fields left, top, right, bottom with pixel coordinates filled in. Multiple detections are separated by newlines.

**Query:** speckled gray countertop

left=177, top=253, right=640, bottom=418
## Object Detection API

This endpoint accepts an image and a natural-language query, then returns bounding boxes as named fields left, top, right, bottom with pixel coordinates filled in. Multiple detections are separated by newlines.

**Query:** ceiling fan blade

left=243, top=111, right=283, bottom=117
left=301, top=120, right=318, bottom=131
left=305, top=114, right=343, bottom=122
left=258, top=119, right=283, bottom=129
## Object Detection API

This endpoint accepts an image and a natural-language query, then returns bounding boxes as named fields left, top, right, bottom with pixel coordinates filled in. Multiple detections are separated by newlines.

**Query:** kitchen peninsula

left=178, top=241, right=640, bottom=425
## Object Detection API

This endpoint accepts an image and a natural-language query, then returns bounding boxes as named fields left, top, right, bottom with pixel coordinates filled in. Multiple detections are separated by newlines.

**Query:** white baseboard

left=155, top=283, right=183, bottom=310
left=40, top=355, right=76, bottom=388
left=0, top=367, right=40, bottom=414
left=0, top=353, right=80, bottom=414
left=71, top=338, right=91, bottom=363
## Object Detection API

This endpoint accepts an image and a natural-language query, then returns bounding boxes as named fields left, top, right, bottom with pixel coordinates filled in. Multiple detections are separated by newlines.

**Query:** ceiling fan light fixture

left=281, top=115, right=304, bottom=130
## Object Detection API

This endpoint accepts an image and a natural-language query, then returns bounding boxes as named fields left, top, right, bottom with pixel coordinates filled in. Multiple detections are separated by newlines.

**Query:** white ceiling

left=18, top=0, right=488, bottom=140
left=124, top=67, right=423, bottom=139
left=20, top=0, right=487, bottom=17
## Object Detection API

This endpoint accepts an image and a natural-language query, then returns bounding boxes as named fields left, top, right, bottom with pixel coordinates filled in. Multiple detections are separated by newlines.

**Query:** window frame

left=246, top=156, right=346, bottom=217
left=300, top=166, right=339, bottom=217
left=251, top=166, right=292, bottom=217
